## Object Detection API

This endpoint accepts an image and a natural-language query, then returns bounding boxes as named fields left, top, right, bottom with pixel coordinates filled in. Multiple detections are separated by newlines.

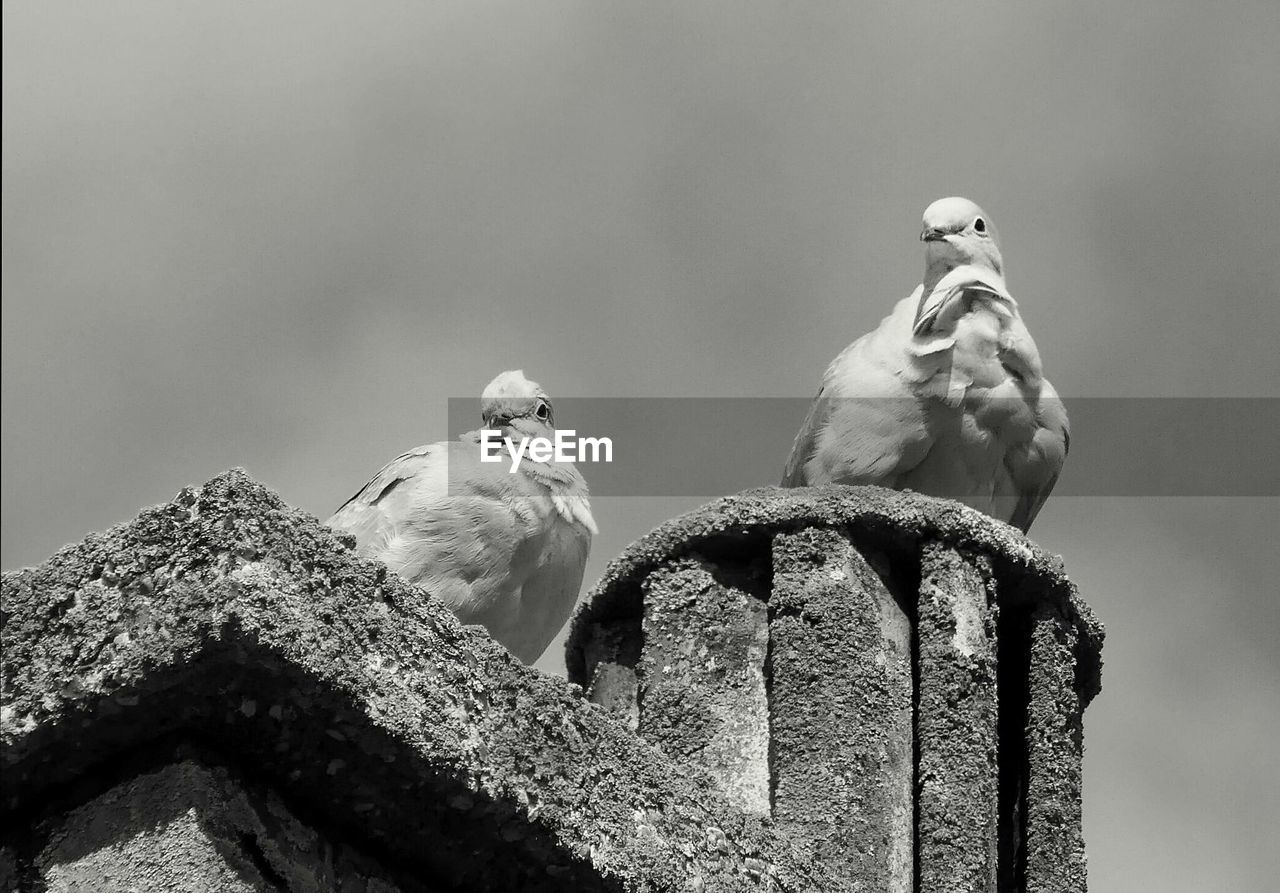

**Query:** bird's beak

left=921, top=228, right=946, bottom=243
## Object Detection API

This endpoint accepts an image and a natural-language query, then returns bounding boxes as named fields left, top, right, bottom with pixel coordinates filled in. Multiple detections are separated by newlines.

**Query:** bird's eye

left=534, top=401, right=550, bottom=421
left=973, top=217, right=987, bottom=234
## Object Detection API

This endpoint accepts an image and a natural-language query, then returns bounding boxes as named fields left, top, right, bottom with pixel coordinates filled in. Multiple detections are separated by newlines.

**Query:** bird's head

left=481, top=369, right=556, bottom=440
left=920, top=196, right=1004, bottom=285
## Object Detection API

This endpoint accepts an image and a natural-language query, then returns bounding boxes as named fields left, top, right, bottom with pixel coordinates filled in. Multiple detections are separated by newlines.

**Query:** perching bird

left=781, top=197, right=1068, bottom=533
left=327, top=370, right=596, bottom=663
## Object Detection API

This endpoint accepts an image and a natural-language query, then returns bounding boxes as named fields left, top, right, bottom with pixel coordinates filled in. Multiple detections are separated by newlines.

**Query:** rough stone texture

left=1024, top=604, right=1088, bottom=893
left=35, top=759, right=408, bottom=893
left=583, top=617, right=642, bottom=731
left=769, top=529, right=912, bottom=891
left=915, top=544, right=1000, bottom=893
left=637, top=557, right=771, bottom=816
left=566, top=485, right=1102, bottom=706
left=567, top=485, right=1103, bottom=893
left=1, top=470, right=833, bottom=893
left=586, top=661, right=641, bottom=731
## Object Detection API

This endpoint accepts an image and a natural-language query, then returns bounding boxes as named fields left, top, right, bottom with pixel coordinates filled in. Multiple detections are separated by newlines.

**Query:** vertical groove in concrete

left=636, top=555, right=771, bottom=815
left=916, top=543, right=999, bottom=893
left=769, top=528, right=913, bottom=892
left=1024, top=603, right=1087, bottom=893
left=582, top=619, right=641, bottom=731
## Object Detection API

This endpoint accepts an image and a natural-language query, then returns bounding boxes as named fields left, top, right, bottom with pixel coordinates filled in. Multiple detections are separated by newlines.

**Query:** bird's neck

left=921, top=256, right=1003, bottom=310
left=922, top=257, right=970, bottom=295
left=922, top=240, right=1003, bottom=295
left=921, top=258, right=952, bottom=303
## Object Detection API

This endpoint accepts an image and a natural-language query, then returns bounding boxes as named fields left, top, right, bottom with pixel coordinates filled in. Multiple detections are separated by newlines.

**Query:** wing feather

left=326, top=444, right=442, bottom=555
left=781, top=383, right=832, bottom=487
left=1006, top=385, right=1069, bottom=533
left=783, top=292, right=934, bottom=487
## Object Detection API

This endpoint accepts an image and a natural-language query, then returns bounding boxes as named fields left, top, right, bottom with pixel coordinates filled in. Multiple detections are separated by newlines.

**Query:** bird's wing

left=327, top=443, right=443, bottom=556
left=781, top=380, right=835, bottom=487
left=1005, top=380, right=1070, bottom=533
left=503, top=519, right=593, bottom=663
left=782, top=292, right=934, bottom=487
left=328, top=441, right=534, bottom=603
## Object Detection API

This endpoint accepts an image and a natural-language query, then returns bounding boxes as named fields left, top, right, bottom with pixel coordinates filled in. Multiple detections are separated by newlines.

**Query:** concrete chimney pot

left=566, top=485, right=1103, bottom=893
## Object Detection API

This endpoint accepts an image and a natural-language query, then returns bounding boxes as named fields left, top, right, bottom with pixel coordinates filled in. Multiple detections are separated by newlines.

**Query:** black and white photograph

left=3, top=3, right=1277, bottom=890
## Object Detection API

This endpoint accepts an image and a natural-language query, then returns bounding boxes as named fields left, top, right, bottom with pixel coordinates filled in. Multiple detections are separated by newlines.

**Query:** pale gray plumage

left=327, top=370, right=596, bottom=663
left=781, top=197, right=1068, bottom=533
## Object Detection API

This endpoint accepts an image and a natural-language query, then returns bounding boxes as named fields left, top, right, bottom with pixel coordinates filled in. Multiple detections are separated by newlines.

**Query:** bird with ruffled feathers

left=328, top=370, right=595, bottom=663
left=782, top=197, right=1068, bottom=533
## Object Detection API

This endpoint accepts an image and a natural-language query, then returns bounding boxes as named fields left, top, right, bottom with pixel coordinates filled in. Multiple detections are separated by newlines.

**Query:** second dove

left=781, top=196, right=1069, bottom=533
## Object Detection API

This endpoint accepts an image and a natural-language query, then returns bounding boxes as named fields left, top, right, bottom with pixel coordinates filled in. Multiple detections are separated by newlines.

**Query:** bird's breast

left=910, top=298, right=1040, bottom=392
left=950, top=305, right=1011, bottom=389
left=906, top=299, right=1046, bottom=459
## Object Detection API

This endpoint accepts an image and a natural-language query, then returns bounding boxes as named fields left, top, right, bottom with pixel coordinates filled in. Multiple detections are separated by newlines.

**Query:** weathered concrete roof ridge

left=2, top=469, right=834, bottom=893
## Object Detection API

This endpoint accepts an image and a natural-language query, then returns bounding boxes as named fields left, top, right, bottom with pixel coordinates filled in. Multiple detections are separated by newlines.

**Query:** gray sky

left=4, top=2, right=1278, bottom=888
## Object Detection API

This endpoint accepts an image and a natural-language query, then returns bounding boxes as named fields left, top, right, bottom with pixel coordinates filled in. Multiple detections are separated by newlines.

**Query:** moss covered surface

left=2, top=470, right=829, bottom=893
left=566, top=485, right=1103, bottom=707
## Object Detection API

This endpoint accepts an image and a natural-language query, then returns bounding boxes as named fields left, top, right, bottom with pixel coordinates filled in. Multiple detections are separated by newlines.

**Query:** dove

left=781, top=197, right=1068, bottom=533
left=327, top=370, right=596, bottom=663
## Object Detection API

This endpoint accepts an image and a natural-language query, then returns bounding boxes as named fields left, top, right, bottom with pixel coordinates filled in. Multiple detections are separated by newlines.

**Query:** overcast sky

left=4, top=2, right=1278, bottom=889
